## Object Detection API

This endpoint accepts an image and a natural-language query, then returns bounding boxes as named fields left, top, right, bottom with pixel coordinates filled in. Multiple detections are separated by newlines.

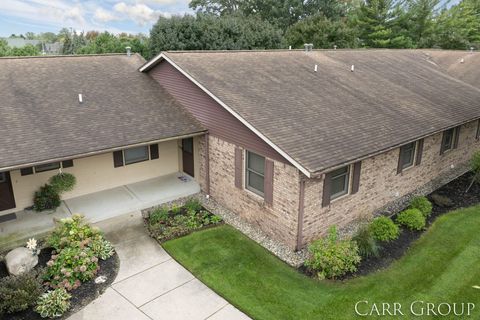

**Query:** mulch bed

left=301, top=171, right=480, bottom=280
left=1, top=248, right=119, bottom=320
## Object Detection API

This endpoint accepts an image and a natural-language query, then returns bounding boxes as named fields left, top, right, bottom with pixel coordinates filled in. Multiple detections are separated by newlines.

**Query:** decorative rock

left=430, top=194, right=454, bottom=208
left=5, top=247, right=39, bottom=276
left=94, top=275, right=107, bottom=284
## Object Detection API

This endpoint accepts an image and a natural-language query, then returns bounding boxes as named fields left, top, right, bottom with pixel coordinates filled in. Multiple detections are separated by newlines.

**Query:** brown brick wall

left=205, top=135, right=300, bottom=248
left=301, top=120, right=480, bottom=245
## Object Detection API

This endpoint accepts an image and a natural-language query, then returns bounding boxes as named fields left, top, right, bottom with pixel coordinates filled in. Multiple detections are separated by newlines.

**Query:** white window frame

left=245, top=150, right=265, bottom=197
left=399, top=141, right=417, bottom=170
left=330, top=165, right=351, bottom=201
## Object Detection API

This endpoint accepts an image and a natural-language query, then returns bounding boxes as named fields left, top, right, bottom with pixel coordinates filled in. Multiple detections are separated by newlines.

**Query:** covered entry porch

left=0, top=172, right=200, bottom=250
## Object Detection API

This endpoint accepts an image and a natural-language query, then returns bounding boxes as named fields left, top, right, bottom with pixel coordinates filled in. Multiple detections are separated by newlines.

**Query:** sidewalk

left=68, top=212, right=250, bottom=320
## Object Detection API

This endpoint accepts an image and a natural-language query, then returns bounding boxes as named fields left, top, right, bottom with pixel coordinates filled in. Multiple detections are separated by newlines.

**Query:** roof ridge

left=164, top=48, right=478, bottom=54
left=0, top=53, right=131, bottom=60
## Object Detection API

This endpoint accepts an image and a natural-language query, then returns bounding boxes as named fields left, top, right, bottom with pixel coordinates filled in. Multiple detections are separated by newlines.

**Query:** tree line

left=1, top=0, right=478, bottom=59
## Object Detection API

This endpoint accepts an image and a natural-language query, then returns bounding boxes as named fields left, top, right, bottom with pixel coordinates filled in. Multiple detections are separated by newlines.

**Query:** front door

left=0, top=172, right=16, bottom=212
left=182, top=138, right=195, bottom=177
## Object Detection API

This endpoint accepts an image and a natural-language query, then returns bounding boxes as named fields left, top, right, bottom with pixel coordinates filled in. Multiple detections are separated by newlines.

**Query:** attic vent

left=78, top=94, right=83, bottom=103
left=351, top=65, right=355, bottom=72
left=304, top=43, right=313, bottom=52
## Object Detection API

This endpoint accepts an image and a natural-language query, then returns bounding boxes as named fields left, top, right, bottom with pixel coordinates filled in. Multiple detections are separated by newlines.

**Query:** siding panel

left=148, top=61, right=288, bottom=163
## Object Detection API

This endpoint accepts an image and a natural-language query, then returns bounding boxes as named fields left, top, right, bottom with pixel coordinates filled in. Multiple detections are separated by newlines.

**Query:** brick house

left=1, top=50, right=479, bottom=251
left=140, top=49, right=480, bottom=249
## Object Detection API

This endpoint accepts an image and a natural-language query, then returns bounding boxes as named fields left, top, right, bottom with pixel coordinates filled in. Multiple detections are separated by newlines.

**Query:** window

left=441, top=128, right=455, bottom=153
left=34, top=162, right=61, bottom=173
left=245, top=151, right=265, bottom=196
left=330, top=166, right=350, bottom=200
left=124, top=146, right=149, bottom=165
left=399, top=142, right=416, bottom=170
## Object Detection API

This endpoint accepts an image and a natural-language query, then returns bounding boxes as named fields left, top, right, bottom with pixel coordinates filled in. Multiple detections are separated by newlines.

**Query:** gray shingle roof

left=159, top=50, right=480, bottom=174
left=0, top=54, right=205, bottom=170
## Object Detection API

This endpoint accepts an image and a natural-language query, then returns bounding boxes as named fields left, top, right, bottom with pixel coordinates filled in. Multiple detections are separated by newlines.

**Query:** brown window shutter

left=21, top=167, right=34, bottom=176
left=62, top=160, right=74, bottom=168
left=440, top=132, right=446, bottom=155
left=415, top=139, right=424, bottom=166
left=150, top=144, right=159, bottom=160
left=397, top=147, right=404, bottom=174
left=234, top=147, right=243, bottom=189
left=453, top=126, right=461, bottom=149
left=113, top=151, right=124, bottom=168
left=322, top=172, right=332, bottom=207
left=351, top=161, right=362, bottom=194
left=264, top=159, right=274, bottom=205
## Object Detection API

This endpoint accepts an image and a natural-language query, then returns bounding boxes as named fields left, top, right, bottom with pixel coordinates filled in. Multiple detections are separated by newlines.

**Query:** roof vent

left=351, top=65, right=355, bottom=72
left=304, top=43, right=313, bottom=52
left=126, top=46, right=131, bottom=57
left=470, top=47, right=474, bottom=53
left=460, top=58, right=465, bottom=63
left=289, top=45, right=292, bottom=50
left=314, top=64, right=318, bottom=72
left=78, top=94, right=83, bottom=103
left=333, top=45, right=337, bottom=50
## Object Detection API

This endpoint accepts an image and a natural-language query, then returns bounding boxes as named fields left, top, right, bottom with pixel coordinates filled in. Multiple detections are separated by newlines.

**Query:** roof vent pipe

left=304, top=43, right=313, bottom=52
left=314, top=64, right=318, bottom=72
left=333, top=45, right=337, bottom=50
left=351, top=65, right=355, bottom=72
left=460, top=58, right=465, bottom=63
left=289, top=45, right=292, bottom=50
left=126, top=46, right=131, bottom=57
left=78, top=94, right=83, bottom=103
left=470, top=47, right=474, bottom=54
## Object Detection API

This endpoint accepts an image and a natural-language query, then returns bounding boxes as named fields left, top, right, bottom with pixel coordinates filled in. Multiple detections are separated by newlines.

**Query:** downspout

left=205, top=133, right=211, bottom=195
left=296, top=178, right=306, bottom=251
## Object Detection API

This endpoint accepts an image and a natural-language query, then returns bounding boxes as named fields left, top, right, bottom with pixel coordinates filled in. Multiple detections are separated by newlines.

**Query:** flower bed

left=0, top=215, right=119, bottom=319
left=144, top=198, right=223, bottom=242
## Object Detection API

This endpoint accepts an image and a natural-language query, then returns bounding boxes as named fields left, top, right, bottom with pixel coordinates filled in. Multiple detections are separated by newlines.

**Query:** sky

left=0, top=0, right=192, bottom=37
left=0, top=0, right=461, bottom=38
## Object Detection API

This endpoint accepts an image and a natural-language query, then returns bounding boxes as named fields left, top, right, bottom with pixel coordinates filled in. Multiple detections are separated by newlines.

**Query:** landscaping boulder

left=430, top=194, right=454, bottom=208
left=5, top=247, right=38, bottom=276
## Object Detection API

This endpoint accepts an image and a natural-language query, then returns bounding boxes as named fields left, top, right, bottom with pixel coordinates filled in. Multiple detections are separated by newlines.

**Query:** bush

left=184, top=198, right=202, bottom=213
left=47, top=214, right=101, bottom=251
left=35, top=288, right=71, bottom=318
left=49, top=173, right=76, bottom=193
left=89, top=237, right=115, bottom=260
left=305, top=226, right=361, bottom=279
left=44, top=246, right=99, bottom=290
left=352, top=224, right=380, bottom=258
left=34, top=184, right=61, bottom=212
left=370, top=216, right=400, bottom=242
left=149, top=207, right=169, bottom=225
left=396, top=209, right=426, bottom=231
left=466, top=151, right=480, bottom=192
left=409, top=196, right=433, bottom=217
left=0, top=269, right=45, bottom=314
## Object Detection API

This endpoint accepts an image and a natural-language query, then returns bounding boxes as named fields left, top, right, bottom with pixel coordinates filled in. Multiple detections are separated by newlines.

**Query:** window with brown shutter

left=245, top=150, right=265, bottom=196
left=150, top=144, right=159, bottom=160
left=397, top=142, right=417, bottom=174
left=351, top=161, right=362, bottom=194
left=440, top=127, right=456, bottom=155
left=234, top=147, right=243, bottom=189
left=113, top=151, right=124, bottom=168
left=264, top=159, right=274, bottom=205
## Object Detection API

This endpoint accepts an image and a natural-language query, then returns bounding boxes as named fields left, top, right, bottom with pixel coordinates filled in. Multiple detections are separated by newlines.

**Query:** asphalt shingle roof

left=0, top=54, right=204, bottom=169
left=161, top=50, right=480, bottom=174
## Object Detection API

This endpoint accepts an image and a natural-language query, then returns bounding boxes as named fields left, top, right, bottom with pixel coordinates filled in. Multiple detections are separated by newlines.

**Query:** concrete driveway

left=68, top=212, right=250, bottom=320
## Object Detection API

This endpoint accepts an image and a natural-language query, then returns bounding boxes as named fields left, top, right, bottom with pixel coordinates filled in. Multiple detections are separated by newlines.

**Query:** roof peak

left=164, top=48, right=477, bottom=54
left=0, top=53, right=139, bottom=61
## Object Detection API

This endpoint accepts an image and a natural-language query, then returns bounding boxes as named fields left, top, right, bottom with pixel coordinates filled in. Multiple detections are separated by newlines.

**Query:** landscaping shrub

left=35, top=288, right=71, bottom=318
left=89, top=237, right=115, bottom=260
left=44, top=246, right=99, bottom=290
left=396, top=209, right=426, bottom=231
left=49, top=173, right=76, bottom=193
left=34, top=184, right=61, bottom=212
left=147, top=201, right=223, bottom=242
left=305, top=226, right=361, bottom=279
left=409, top=196, right=433, bottom=217
left=466, top=151, right=480, bottom=192
left=0, top=269, right=45, bottom=314
left=370, top=216, right=400, bottom=242
left=47, top=214, right=101, bottom=251
left=352, top=224, right=380, bottom=258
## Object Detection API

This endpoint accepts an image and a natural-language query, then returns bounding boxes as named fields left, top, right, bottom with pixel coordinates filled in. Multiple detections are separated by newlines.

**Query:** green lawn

left=163, top=207, right=480, bottom=320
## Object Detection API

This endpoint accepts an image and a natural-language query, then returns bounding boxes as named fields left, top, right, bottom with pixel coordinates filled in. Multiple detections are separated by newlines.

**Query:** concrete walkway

left=68, top=212, right=250, bottom=320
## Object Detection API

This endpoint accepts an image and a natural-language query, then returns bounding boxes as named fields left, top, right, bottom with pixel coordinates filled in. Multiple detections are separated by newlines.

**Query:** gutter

left=296, top=178, right=306, bottom=251
left=0, top=131, right=207, bottom=173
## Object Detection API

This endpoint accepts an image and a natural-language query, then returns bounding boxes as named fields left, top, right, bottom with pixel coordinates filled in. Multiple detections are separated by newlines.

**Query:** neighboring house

left=140, top=49, right=480, bottom=249
left=0, top=54, right=205, bottom=217
left=1, top=49, right=479, bottom=252
left=1, top=38, right=63, bottom=55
